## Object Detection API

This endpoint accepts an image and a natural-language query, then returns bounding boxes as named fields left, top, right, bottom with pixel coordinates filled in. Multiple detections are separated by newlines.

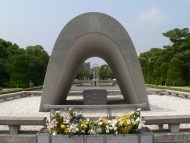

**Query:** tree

left=9, top=45, right=49, bottom=87
left=0, top=39, right=23, bottom=86
left=163, top=28, right=189, bottom=44
left=176, top=50, right=190, bottom=84
left=139, top=28, right=190, bottom=86
left=25, top=45, right=49, bottom=85
left=0, top=58, right=9, bottom=86
left=75, top=65, right=90, bottom=80
left=166, top=57, right=186, bottom=86
left=9, top=54, right=30, bottom=87
left=0, top=38, right=50, bottom=88
left=98, top=64, right=114, bottom=80
left=160, top=63, right=169, bottom=85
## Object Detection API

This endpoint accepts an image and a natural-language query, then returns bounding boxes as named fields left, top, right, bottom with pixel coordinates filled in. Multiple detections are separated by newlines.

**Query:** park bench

left=0, top=116, right=46, bottom=134
left=144, top=115, right=190, bottom=133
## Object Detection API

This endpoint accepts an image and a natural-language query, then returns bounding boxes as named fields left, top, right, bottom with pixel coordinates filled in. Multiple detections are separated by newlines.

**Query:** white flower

left=96, top=128, right=102, bottom=133
left=112, top=119, right=117, bottom=124
left=106, top=129, right=109, bottom=133
left=89, top=129, right=96, bottom=135
left=132, top=120, right=136, bottom=125
left=47, top=126, right=51, bottom=132
left=129, top=111, right=135, bottom=114
left=113, top=126, right=117, bottom=131
left=127, top=119, right=131, bottom=124
left=98, top=122, right=103, bottom=126
left=106, top=125, right=109, bottom=129
left=137, top=108, right=141, bottom=112
left=135, top=117, right=140, bottom=122
left=138, top=122, right=144, bottom=129
left=109, top=127, right=113, bottom=130
left=52, top=131, right=57, bottom=135
left=111, top=119, right=117, bottom=127
left=55, top=111, right=60, bottom=114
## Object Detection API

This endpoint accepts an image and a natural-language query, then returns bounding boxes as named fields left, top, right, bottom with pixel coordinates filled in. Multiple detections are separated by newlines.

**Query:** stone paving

left=0, top=93, right=190, bottom=130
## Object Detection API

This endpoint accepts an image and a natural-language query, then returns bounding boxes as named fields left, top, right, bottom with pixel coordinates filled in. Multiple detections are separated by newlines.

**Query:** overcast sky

left=0, top=0, right=189, bottom=65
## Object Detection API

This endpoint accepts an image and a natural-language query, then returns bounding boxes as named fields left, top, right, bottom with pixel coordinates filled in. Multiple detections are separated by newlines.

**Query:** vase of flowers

left=37, top=108, right=152, bottom=143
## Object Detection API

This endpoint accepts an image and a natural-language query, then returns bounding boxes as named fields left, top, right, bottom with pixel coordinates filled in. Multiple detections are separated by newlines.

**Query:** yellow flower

left=81, top=121, right=89, bottom=129
left=123, top=114, right=130, bottom=119
left=122, top=123, right=133, bottom=134
left=64, top=128, right=69, bottom=133
left=118, top=118, right=125, bottom=124
left=60, top=124, right=66, bottom=129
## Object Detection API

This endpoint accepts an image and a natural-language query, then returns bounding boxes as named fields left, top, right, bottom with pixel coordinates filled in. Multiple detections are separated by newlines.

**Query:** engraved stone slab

left=83, top=89, right=107, bottom=105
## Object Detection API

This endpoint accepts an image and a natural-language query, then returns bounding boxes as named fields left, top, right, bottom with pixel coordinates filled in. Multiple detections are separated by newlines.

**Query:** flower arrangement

left=45, top=108, right=144, bottom=136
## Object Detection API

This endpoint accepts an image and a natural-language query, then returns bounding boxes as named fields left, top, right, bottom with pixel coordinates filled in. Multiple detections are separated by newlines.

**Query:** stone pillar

left=9, top=125, right=21, bottom=134
left=168, top=124, right=180, bottom=133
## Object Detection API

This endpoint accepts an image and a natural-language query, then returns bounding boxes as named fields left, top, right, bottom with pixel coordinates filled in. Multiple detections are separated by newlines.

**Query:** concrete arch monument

left=40, top=12, right=150, bottom=111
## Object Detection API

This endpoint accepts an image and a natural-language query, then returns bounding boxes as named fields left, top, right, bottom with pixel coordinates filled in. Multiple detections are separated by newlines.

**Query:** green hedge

left=0, top=86, right=42, bottom=95
left=146, top=84, right=190, bottom=93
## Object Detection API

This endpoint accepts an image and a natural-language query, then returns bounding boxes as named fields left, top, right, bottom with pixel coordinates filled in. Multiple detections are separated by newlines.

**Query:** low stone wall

left=147, top=89, right=190, bottom=99
left=0, top=90, right=122, bottom=102
left=0, top=91, right=41, bottom=102
left=0, top=115, right=190, bottom=143
left=0, top=116, right=46, bottom=134
left=0, top=116, right=46, bottom=143
left=0, top=134, right=37, bottom=143
left=37, top=128, right=153, bottom=143
left=144, top=115, right=190, bottom=133
left=0, top=89, right=189, bottom=103
left=144, top=115, right=190, bottom=143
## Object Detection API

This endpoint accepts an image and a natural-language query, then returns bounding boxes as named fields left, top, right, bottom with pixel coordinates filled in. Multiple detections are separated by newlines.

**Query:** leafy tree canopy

left=139, top=28, right=190, bottom=86
left=0, top=38, right=49, bottom=88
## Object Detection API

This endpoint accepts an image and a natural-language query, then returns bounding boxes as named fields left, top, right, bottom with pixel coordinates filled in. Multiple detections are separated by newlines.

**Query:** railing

left=144, top=115, right=190, bottom=133
left=0, top=116, right=46, bottom=134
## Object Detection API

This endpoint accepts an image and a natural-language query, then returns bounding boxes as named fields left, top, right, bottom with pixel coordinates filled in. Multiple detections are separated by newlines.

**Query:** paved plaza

left=1, top=93, right=190, bottom=117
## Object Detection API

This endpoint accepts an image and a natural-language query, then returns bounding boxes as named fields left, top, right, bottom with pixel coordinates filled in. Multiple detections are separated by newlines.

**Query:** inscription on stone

left=83, top=89, right=107, bottom=105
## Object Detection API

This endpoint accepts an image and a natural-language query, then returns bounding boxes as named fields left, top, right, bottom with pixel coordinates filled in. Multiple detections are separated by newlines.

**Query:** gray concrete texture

left=83, top=89, right=107, bottom=105
left=0, top=134, right=36, bottom=143
left=40, top=12, right=150, bottom=111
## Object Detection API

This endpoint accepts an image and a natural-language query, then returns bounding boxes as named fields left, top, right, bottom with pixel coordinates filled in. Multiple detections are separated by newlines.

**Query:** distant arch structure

left=40, top=12, right=150, bottom=111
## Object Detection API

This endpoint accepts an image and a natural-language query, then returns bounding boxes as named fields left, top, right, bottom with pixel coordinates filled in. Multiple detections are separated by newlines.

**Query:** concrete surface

left=0, top=134, right=36, bottom=143
left=83, top=89, right=107, bottom=105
